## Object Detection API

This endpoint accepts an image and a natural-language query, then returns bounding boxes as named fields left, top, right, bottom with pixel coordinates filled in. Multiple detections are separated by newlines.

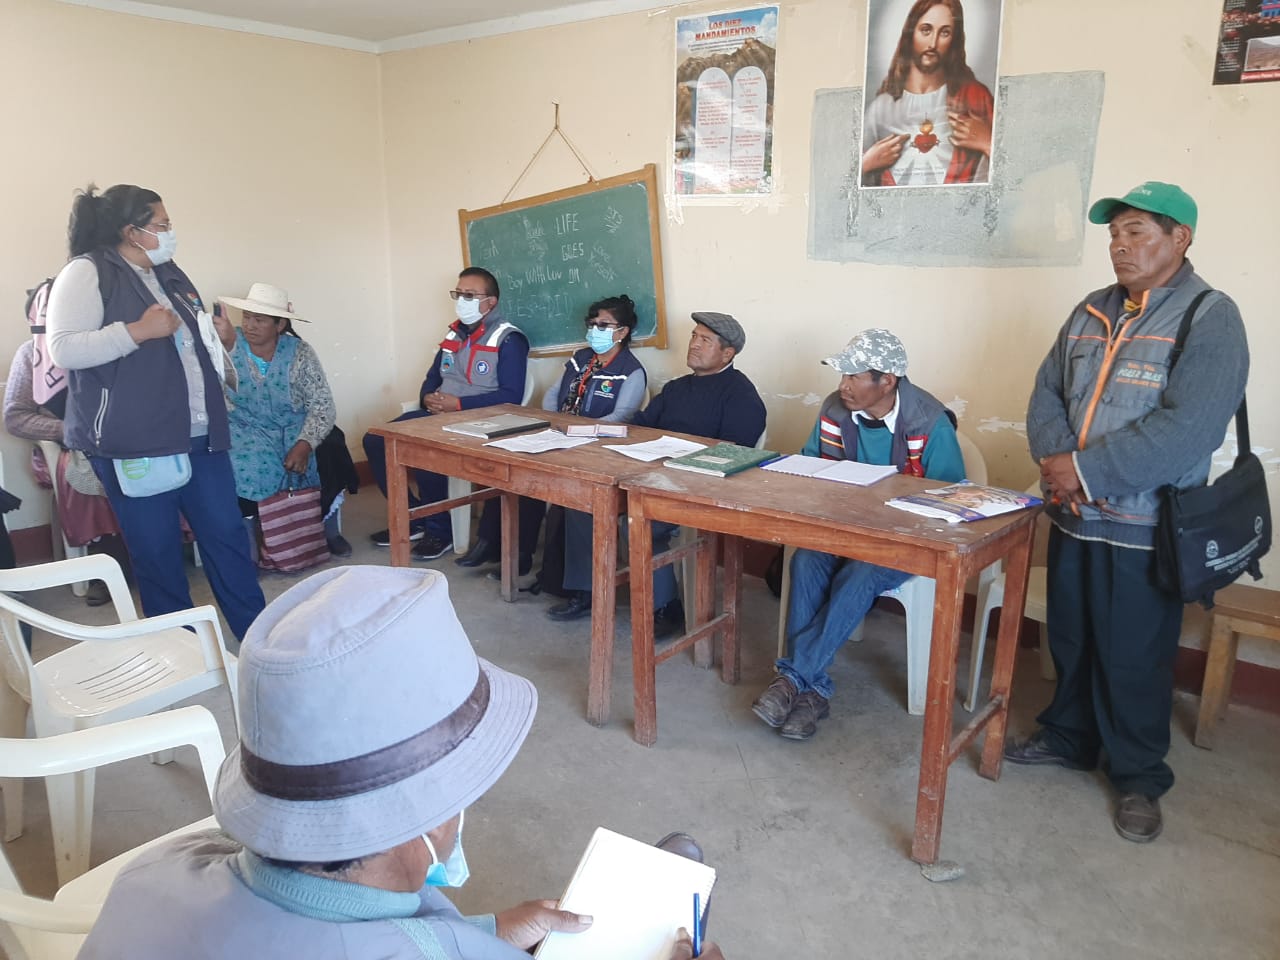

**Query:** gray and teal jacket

left=1026, top=260, right=1249, bottom=548
left=803, top=377, right=964, bottom=481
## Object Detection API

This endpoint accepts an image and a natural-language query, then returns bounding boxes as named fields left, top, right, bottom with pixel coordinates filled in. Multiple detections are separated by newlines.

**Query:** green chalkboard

left=459, top=165, right=667, bottom=355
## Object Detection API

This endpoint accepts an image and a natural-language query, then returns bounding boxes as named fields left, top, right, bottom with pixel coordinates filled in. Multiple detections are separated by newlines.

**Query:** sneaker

left=653, top=598, right=685, bottom=641
left=780, top=691, right=830, bottom=741
left=411, top=535, right=453, bottom=561
left=1113, top=793, right=1162, bottom=843
left=370, top=525, right=426, bottom=547
left=751, top=676, right=799, bottom=728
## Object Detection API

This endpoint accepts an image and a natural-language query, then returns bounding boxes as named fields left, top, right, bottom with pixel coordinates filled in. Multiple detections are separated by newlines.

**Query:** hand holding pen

left=670, top=928, right=726, bottom=960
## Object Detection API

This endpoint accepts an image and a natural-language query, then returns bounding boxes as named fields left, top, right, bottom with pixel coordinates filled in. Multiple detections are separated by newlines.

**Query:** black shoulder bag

left=1154, top=291, right=1270, bottom=608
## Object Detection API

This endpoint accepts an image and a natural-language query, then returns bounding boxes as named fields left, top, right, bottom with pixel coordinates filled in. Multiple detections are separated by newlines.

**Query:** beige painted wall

left=379, top=0, right=1279, bottom=662
left=0, top=0, right=392, bottom=532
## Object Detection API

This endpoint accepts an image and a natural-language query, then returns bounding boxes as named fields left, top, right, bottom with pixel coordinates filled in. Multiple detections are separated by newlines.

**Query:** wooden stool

left=1194, top=583, right=1280, bottom=749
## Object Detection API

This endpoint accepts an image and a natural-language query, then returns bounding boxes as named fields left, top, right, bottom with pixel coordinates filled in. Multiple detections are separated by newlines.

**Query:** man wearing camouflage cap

left=550, top=311, right=766, bottom=639
left=752, top=328, right=964, bottom=740
left=1009, top=182, right=1249, bottom=843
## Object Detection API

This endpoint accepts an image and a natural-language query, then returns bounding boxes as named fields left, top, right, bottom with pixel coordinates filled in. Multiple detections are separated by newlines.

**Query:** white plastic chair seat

left=36, top=441, right=89, bottom=598
left=33, top=633, right=219, bottom=721
left=966, top=564, right=1052, bottom=711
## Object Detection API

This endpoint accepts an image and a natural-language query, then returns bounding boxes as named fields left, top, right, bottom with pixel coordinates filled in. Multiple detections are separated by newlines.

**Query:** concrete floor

left=4, top=490, right=1279, bottom=959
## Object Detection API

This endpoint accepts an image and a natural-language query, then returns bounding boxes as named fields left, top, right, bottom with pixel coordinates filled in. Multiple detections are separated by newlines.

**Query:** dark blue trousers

left=1039, top=526, right=1184, bottom=798
left=91, top=442, right=265, bottom=645
left=361, top=410, right=450, bottom=539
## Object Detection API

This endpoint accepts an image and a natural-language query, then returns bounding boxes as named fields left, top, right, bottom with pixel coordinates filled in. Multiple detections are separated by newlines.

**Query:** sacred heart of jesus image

left=913, top=119, right=938, bottom=153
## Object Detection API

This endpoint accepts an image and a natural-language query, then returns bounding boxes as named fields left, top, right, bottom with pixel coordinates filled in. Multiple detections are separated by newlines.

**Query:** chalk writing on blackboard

left=459, top=165, right=667, bottom=355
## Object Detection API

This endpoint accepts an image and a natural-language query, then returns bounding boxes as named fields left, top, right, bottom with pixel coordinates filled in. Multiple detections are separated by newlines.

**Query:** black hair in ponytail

left=67, top=183, right=162, bottom=257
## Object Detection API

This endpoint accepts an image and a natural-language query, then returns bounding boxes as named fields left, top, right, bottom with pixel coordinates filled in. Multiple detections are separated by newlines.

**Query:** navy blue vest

left=554, top=346, right=645, bottom=418
left=62, top=249, right=230, bottom=458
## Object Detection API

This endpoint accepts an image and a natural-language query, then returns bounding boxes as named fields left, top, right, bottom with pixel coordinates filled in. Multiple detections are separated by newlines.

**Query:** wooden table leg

left=979, top=525, right=1034, bottom=780
left=720, top=534, right=742, bottom=684
left=499, top=492, right=517, bottom=603
left=1195, top=616, right=1238, bottom=749
left=628, top=501, right=659, bottom=746
left=693, top=531, right=716, bottom=670
left=910, top=560, right=965, bottom=865
left=586, top=486, right=620, bottom=727
left=385, top=438, right=411, bottom=568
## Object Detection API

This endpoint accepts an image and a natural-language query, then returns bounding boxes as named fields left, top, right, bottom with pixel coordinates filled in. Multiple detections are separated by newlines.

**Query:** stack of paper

left=484, top=429, right=598, bottom=454
left=602, top=435, right=707, bottom=462
left=761, top=455, right=899, bottom=486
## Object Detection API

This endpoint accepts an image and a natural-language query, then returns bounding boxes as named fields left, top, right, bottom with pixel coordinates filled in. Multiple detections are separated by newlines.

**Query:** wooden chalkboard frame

left=458, top=164, right=668, bottom=357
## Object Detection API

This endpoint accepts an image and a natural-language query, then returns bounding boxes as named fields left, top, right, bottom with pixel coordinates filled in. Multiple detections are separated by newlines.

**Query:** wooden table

left=370, top=405, right=708, bottom=725
left=621, top=467, right=1038, bottom=865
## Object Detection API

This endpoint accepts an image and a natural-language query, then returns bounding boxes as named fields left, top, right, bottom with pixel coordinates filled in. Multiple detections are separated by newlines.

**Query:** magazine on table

left=886, top=481, right=1043, bottom=524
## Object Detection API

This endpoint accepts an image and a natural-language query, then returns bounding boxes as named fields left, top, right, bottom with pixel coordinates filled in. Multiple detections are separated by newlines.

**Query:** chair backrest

left=0, top=706, right=225, bottom=957
left=754, top=428, right=768, bottom=450
left=956, top=430, right=988, bottom=485
left=521, top=373, right=537, bottom=406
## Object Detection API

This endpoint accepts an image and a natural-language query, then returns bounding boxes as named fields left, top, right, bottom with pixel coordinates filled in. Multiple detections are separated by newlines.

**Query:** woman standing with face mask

left=44, top=183, right=265, bottom=648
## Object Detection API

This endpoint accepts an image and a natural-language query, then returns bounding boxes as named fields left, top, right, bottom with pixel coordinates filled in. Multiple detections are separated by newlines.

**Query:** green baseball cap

left=1088, top=181, right=1197, bottom=232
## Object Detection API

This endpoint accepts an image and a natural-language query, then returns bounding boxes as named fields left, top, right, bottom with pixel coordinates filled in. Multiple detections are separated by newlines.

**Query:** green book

left=664, top=442, right=778, bottom=478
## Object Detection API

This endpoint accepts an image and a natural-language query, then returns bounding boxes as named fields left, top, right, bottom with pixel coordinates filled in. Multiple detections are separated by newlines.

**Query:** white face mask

left=422, top=810, right=470, bottom=888
left=134, top=225, right=177, bottom=266
left=454, top=296, right=485, bottom=325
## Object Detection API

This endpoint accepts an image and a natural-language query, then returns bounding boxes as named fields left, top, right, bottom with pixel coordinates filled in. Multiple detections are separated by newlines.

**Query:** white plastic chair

left=966, top=486, right=1055, bottom=710
left=35, top=442, right=89, bottom=599
left=0, top=554, right=237, bottom=886
left=775, top=430, right=994, bottom=716
left=0, top=705, right=224, bottom=960
left=403, top=375, right=537, bottom=555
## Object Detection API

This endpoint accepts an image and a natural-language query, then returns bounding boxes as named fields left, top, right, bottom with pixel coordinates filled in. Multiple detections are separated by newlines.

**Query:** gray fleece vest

left=437, top=310, right=523, bottom=399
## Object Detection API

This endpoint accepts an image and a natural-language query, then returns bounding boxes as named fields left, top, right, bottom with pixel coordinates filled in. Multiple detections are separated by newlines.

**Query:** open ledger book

left=534, top=828, right=716, bottom=960
left=761, top=454, right=898, bottom=486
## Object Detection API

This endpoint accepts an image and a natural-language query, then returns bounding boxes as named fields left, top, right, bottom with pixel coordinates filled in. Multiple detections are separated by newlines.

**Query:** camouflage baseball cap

left=821, top=328, right=908, bottom=377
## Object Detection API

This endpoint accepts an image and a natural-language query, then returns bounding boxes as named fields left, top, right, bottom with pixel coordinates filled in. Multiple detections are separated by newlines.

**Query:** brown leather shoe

left=751, top=676, right=798, bottom=728
left=780, top=691, right=830, bottom=741
left=1114, top=793, right=1162, bottom=843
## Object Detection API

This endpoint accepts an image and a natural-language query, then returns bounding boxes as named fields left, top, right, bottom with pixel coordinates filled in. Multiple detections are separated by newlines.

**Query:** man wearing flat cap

left=752, top=328, right=964, bottom=740
left=1009, top=182, right=1250, bottom=844
left=549, top=312, right=767, bottom=639
left=79, top=566, right=592, bottom=958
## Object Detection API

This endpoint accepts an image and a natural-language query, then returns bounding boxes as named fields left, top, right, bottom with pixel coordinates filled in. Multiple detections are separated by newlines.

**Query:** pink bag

left=257, top=483, right=330, bottom=572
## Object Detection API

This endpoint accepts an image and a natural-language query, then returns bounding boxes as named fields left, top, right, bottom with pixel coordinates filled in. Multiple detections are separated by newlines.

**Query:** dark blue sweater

left=633, top=364, right=766, bottom=446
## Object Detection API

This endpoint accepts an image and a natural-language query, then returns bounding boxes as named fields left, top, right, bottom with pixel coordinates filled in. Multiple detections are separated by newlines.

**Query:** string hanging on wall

left=502, top=102, right=600, bottom=205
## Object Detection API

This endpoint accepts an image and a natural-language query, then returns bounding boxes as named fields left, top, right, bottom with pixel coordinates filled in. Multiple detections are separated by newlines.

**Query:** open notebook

left=534, top=828, right=716, bottom=960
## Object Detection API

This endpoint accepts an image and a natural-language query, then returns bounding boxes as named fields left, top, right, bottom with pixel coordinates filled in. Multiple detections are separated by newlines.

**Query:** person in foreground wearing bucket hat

left=548, top=311, right=766, bottom=641
left=215, top=283, right=353, bottom=560
left=752, top=329, right=964, bottom=741
left=78, top=566, right=724, bottom=959
left=1008, top=182, right=1250, bottom=843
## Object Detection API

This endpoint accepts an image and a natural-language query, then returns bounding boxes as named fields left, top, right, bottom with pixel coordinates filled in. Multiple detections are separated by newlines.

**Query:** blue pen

left=692, top=892, right=701, bottom=957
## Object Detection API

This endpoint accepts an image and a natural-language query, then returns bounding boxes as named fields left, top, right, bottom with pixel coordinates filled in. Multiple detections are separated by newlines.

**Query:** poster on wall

left=1214, top=0, right=1280, bottom=84
left=673, top=5, right=778, bottom=197
left=859, top=0, right=1004, bottom=189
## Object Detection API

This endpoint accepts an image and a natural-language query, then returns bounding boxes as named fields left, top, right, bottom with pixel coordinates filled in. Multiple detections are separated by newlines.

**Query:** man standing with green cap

left=1008, top=182, right=1250, bottom=842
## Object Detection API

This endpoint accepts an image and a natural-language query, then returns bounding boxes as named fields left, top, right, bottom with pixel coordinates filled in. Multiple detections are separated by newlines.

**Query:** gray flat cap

left=690, top=311, right=746, bottom=353
left=822, top=328, right=908, bottom=377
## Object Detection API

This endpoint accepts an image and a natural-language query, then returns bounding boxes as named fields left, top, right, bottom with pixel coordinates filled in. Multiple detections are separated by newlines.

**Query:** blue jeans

left=91, top=442, right=266, bottom=646
left=563, top=511, right=678, bottom=609
left=361, top=410, right=449, bottom=539
left=776, top=548, right=911, bottom=700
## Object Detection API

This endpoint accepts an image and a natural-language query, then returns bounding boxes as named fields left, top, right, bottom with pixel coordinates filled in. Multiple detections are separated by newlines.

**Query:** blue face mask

left=586, top=326, right=617, bottom=354
left=423, top=810, right=470, bottom=888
